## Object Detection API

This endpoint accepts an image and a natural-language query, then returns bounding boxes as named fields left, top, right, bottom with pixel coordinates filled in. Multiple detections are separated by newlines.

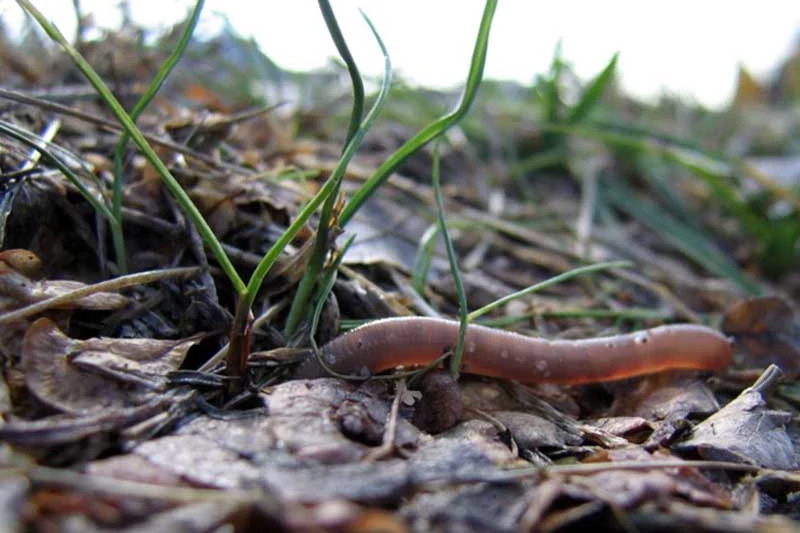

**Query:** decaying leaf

left=492, top=410, right=583, bottom=451
left=609, top=373, right=722, bottom=447
left=71, top=332, right=204, bottom=388
left=402, top=481, right=528, bottom=533
left=335, top=380, right=421, bottom=451
left=0, top=249, right=130, bottom=360
left=677, top=365, right=798, bottom=469
left=0, top=397, right=170, bottom=446
left=261, top=378, right=391, bottom=463
left=722, top=296, right=800, bottom=373
left=0, top=248, right=42, bottom=278
left=582, top=448, right=733, bottom=509
left=589, top=416, right=654, bottom=441
left=0, top=250, right=128, bottom=311
left=22, top=318, right=199, bottom=415
left=610, top=374, right=721, bottom=420
left=23, top=318, right=136, bottom=415
left=131, top=431, right=411, bottom=505
left=407, top=420, right=520, bottom=485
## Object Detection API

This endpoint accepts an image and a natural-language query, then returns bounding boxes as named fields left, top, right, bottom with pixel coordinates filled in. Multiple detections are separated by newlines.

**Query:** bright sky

left=4, top=1, right=799, bottom=108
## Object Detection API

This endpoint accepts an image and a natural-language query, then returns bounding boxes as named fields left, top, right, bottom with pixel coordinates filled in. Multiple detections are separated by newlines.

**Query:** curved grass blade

left=412, top=224, right=439, bottom=296
left=467, top=260, right=632, bottom=322
left=318, top=0, right=364, bottom=148
left=337, top=0, right=498, bottom=226
left=476, top=307, right=670, bottom=328
left=111, top=0, right=205, bottom=273
left=283, top=9, right=389, bottom=336
left=0, top=119, right=116, bottom=223
left=566, top=52, right=618, bottom=124
left=309, top=234, right=356, bottom=347
left=17, top=0, right=245, bottom=293
left=247, top=11, right=392, bottom=310
left=430, top=140, right=469, bottom=377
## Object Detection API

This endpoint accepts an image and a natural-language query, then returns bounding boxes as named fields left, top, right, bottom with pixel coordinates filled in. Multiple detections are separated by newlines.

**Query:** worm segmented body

left=295, top=317, right=732, bottom=384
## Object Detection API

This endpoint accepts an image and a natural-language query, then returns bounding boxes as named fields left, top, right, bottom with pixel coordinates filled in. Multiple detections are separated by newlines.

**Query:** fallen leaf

left=0, top=397, right=169, bottom=446
left=23, top=318, right=199, bottom=414
left=23, top=318, right=137, bottom=415
left=609, top=374, right=721, bottom=448
left=71, top=333, right=203, bottom=389
left=677, top=366, right=797, bottom=469
left=407, top=420, right=519, bottom=485
left=722, top=296, right=800, bottom=373
left=0, top=250, right=128, bottom=312
left=0, top=248, right=42, bottom=278
left=492, top=410, right=582, bottom=450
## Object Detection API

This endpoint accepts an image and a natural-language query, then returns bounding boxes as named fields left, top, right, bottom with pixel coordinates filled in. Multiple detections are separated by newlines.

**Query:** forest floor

left=1, top=8, right=800, bottom=533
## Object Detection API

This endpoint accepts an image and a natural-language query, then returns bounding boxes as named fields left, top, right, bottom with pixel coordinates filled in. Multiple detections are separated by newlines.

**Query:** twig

left=0, top=266, right=199, bottom=324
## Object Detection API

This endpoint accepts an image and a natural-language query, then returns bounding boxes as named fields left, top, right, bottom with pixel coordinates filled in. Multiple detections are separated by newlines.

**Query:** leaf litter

left=0, top=8, right=799, bottom=533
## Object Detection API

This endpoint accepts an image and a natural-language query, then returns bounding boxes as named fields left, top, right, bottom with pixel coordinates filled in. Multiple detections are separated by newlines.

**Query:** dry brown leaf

left=22, top=318, right=199, bottom=414
left=0, top=248, right=42, bottom=278
left=723, top=296, right=800, bottom=374
left=71, top=333, right=202, bottom=388
left=677, top=366, right=797, bottom=469
left=0, top=249, right=128, bottom=312
left=733, top=65, right=766, bottom=107
left=609, top=374, right=721, bottom=447
left=23, top=318, right=136, bottom=415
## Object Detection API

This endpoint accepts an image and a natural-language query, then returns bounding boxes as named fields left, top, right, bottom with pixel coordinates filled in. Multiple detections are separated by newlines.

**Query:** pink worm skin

left=295, top=317, right=733, bottom=384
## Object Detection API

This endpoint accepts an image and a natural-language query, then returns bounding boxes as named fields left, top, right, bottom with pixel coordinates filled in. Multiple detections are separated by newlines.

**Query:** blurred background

left=3, top=0, right=799, bottom=108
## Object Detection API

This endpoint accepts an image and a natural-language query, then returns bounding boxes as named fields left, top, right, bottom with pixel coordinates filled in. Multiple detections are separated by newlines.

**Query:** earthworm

left=294, top=317, right=732, bottom=384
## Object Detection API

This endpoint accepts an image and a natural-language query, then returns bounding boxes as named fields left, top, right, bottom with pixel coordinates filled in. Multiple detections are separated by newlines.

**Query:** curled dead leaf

left=677, top=366, right=796, bottom=469
left=27, top=279, right=129, bottom=310
left=0, top=248, right=42, bottom=278
left=0, top=249, right=128, bottom=312
left=722, top=296, right=800, bottom=373
left=22, top=318, right=200, bottom=415
left=23, top=318, right=137, bottom=415
left=71, top=333, right=203, bottom=388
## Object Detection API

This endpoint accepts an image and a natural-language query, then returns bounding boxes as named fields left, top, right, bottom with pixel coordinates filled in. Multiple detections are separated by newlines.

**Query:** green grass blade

left=632, top=154, right=695, bottom=222
left=540, top=121, right=769, bottom=239
left=0, top=119, right=116, bottom=223
left=665, top=147, right=766, bottom=235
left=248, top=12, right=392, bottom=310
left=566, top=52, right=618, bottom=124
left=282, top=10, right=391, bottom=335
left=337, top=0, right=498, bottom=226
left=532, top=41, right=565, bottom=153
left=430, top=140, right=469, bottom=377
left=111, top=0, right=205, bottom=273
left=476, top=307, right=671, bottom=328
left=284, top=9, right=382, bottom=338
left=412, top=224, right=439, bottom=296
left=603, top=180, right=761, bottom=294
left=309, top=234, right=356, bottom=348
left=539, top=41, right=564, bottom=124
left=317, top=0, right=364, bottom=148
left=18, top=0, right=245, bottom=293
left=467, top=260, right=632, bottom=322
